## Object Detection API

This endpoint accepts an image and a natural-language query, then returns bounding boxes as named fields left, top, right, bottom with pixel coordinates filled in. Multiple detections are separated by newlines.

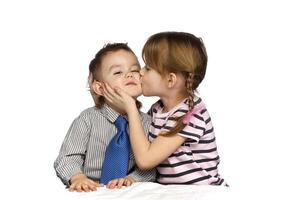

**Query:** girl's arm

left=103, top=83, right=186, bottom=169
left=126, top=104, right=186, bottom=169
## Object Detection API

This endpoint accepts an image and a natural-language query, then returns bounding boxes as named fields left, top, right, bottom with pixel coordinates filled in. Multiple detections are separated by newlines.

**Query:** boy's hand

left=106, top=176, right=135, bottom=189
left=103, top=82, right=137, bottom=114
left=69, top=173, right=103, bottom=192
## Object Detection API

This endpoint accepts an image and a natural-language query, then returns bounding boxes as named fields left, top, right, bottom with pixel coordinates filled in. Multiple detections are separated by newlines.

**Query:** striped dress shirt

left=54, top=104, right=155, bottom=186
left=148, top=96, right=227, bottom=186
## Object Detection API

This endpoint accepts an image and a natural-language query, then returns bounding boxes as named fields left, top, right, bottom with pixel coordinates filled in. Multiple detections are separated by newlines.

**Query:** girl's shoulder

left=147, top=100, right=163, bottom=116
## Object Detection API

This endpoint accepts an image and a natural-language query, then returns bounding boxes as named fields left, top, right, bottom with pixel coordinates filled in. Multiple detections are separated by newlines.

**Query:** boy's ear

left=92, top=81, right=104, bottom=96
left=167, top=73, right=177, bottom=88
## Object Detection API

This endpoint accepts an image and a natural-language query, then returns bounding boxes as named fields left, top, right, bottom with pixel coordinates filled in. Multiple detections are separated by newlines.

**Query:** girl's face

left=99, top=50, right=142, bottom=98
left=140, top=65, right=167, bottom=97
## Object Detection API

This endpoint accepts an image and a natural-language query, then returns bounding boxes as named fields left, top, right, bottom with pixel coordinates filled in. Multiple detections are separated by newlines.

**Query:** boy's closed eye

left=112, top=68, right=140, bottom=76
left=131, top=69, right=140, bottom=73
left=113, top=71, right=122, bottom=75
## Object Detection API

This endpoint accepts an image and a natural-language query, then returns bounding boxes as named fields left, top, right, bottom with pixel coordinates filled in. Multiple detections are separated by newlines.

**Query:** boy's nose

left=126, top=72, right=134, bottom=78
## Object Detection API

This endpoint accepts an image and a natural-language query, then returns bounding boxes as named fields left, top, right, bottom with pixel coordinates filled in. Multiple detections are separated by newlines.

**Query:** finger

left=102, top=82, right=110, bottom=95
left=125, top=179, right=131, bottom=187
left=114, top=87, right=132, bottom=101
left=105, top=83, right=120, bottom=99
left=114, top=87, right=125, bottom=97
left=104, top=82, right=114, bottom=91
left=103, top=82, right=112, bottom=95
left=69, top=185, right=75, bottom=192
left=117, top=179, right=124, bottom=189
left=69, top=183, right=80, bottom=192
left=103, top=83, right=116, bottom=101
left=102, top=89, right=114, bottom=102
left=82, top=184, right=90, bottom=192
left=90, top=180, right=102, bottom=187
left=107, top=179, right=118, bottom=189
left=75, top=184, right=83, bottom=192
left=87, top=184, right=97, bottom=192
left=85, top=181, right=98, bottom=191
left=102, top=83, right=117, bottom=103
left=102, top=82, right=111, bottom=97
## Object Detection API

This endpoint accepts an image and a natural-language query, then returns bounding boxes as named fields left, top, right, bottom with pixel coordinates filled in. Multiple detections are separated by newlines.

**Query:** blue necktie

left=100, top=116, right=130, bottom=184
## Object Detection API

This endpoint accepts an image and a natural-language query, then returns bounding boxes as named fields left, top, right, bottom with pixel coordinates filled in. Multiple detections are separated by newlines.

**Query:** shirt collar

left=99, top=103, right=120, bottom=123
left=155, top=95, right=201, bottom=116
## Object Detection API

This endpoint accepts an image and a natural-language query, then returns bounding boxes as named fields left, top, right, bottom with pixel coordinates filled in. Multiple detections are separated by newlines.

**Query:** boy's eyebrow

left=109, top=62, right=140, bottom=71
left=130, top=62, right=140, bottom=68
left=109, top=64, right=122, bottom=71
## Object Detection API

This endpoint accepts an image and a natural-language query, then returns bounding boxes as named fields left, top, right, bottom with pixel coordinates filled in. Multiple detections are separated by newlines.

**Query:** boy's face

left=98, top=50, right=142, bottom=98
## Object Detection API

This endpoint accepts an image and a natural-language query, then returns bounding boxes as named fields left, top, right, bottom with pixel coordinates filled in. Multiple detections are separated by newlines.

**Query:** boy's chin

left=127, top=91, right=142, bottom=99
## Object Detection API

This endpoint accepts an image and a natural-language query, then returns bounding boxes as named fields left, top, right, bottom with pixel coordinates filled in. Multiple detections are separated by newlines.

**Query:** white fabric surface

left=62, top=182, right=234, bottom=200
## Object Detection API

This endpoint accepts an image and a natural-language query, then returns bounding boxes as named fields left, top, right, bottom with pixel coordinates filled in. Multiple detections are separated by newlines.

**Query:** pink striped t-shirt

left=148, top=96, right=227, bottom=185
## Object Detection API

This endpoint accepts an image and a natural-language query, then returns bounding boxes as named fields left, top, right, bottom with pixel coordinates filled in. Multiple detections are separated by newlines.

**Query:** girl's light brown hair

left=89, top=43, right=141, bottom=109
left=142, top=32, right=208, bottom=136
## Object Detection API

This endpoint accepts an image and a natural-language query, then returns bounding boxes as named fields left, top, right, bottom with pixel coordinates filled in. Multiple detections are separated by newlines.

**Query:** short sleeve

left=178, top=112, right=206, bottom=143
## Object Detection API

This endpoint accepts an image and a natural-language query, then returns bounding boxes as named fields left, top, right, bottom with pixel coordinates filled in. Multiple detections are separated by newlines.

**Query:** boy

left=54, top=43, right=155, bottom=192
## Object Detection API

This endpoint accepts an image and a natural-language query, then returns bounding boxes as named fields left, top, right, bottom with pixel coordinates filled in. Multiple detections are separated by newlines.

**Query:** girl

left=103, top=32, right=227, bottom=186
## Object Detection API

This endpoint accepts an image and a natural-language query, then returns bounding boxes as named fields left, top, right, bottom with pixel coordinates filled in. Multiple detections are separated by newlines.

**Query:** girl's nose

left=140, top=68, right=145, bottom=76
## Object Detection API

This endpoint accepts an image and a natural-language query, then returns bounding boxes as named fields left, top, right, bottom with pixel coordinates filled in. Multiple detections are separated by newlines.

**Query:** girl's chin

left=141, top=90, right=152, bottom=97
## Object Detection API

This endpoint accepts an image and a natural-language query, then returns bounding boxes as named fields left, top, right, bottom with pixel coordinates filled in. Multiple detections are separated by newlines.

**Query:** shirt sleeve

left=139, top=111, right=152, bottom=137
left=178, top=112, right=206, bottom=143
left=53, top=114, right=91, bottom=186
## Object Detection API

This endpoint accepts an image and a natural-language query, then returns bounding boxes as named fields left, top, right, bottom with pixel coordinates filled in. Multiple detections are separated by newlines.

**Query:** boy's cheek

left=108, top=79, right=122, bottom=88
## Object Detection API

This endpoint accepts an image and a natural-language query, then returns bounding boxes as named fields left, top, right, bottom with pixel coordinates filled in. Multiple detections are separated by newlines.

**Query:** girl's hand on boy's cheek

left=103, top=82, right=137, bottom=113
left=103, top=82, right=119, bottom=102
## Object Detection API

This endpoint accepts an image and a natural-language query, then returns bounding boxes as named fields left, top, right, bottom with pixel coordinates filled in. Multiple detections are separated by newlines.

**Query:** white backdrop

left=0, top=0, right=300, bottom=199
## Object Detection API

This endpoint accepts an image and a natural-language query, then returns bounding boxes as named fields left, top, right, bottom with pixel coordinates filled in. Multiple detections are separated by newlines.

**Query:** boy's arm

left=54, top=114, right=90, bottom=186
